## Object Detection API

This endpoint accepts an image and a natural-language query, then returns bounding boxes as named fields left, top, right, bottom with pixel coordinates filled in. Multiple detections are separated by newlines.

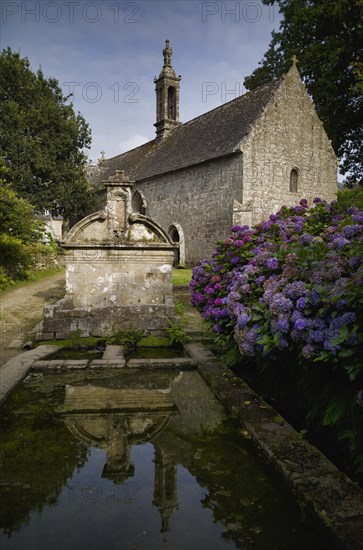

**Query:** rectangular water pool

left=0, top=367, right=331, bottom=549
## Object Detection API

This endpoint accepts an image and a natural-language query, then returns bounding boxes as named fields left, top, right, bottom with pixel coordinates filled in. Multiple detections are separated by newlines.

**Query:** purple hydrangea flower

left=331, top=236, right=350, bottom=249
left=276, top=318, right=289, bottom=333
left=285, top=281, right=308, bottom=299
left=342, top=225, right=361, bottom=238
left=237, top=313, right=251, bottom=329
left=352, top=213, right=363, bottom=224
left=266, top=257, right=279, bottom=270
left=311, top=287, right=321, bottom=306
left=308, top=330, right=325, bottom=343
left=302, top=344, right=315, bottom=359
left=227, top=291, right=241, bottom=302
left=294, top=317, right=309, bottom=331
left=300, top=233, right=314, bottom=245
left=270, top=293, right=293, bottom=314
left=349, top=257, right=361, bottom=269
left=278, top=335, right=289, bottom=349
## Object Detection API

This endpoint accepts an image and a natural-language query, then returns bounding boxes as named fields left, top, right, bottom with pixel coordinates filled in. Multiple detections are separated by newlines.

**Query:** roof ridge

left=95, top=74, right=286, bottom=185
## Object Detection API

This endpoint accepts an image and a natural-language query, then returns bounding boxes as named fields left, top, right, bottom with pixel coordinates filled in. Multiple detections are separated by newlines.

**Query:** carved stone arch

left=168, top=223, right=185, bottom=267
left=131, top=189, right=147, bottom=215
left=129, top=213, right=173, bottom=244
left=64, top=418, right=107, bottom=447
left=65, top=210, right=107, bottom=242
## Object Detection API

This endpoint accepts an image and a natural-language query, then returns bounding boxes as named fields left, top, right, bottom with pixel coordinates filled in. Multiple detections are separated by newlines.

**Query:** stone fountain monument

left=40, top=170, right=177, bottom=339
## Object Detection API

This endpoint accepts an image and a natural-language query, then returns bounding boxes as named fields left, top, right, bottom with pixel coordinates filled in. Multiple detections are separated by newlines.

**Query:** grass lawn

left=172, top=267, right=192, bottom=286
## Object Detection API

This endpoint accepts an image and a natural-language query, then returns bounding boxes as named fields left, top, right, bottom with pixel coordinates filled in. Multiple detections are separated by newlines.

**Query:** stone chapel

left=90, top=40, right=338, bottom=265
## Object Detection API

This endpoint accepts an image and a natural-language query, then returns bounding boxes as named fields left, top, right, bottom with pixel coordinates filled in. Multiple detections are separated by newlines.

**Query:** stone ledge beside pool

left=185, top=342, right=363, bottom=550
left=0, top=349, right=198, bottom=405
left=0, top=345, right=61, bottom=404
left=127, top=357, right=196, bottom=369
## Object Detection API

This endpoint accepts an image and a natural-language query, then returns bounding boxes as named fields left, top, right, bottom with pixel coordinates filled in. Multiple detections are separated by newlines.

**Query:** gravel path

left=0, top=272, right=65, bottom=366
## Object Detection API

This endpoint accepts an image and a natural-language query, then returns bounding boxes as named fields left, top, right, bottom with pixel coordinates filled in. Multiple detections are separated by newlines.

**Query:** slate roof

left=92, top=76, right=283, bottom=187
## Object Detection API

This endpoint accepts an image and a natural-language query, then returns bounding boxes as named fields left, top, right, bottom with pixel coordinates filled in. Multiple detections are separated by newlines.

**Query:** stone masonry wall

left=137, top=155, right=243, bottom=264
left=241, top=64, right=338, bottom=224
left=65, top=247, right=174, bottom=309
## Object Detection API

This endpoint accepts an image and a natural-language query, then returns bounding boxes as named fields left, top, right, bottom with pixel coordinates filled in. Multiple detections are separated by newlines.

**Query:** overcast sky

left=2, top=1, right=281, bottom=162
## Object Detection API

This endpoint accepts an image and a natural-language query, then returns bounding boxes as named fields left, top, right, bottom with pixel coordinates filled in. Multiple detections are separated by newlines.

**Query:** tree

left=0, top=159, right=45, bottom=285
left=0, top=48, right=94, bottom=218
left=244, top=0, right=363, bottom=186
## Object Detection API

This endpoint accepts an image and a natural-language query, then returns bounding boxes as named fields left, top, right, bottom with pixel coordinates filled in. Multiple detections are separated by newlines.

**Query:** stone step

left=103, top=345, right=125, bottom=359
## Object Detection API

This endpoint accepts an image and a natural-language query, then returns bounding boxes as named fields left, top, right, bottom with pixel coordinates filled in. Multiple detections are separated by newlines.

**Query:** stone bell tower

left=154, top=39, right=182, bottom=140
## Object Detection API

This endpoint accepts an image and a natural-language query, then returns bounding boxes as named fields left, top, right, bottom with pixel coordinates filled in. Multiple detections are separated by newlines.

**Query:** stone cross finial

left=163, top=39, right=172, bottom=67
left=291, top=54, right=298, bottom=66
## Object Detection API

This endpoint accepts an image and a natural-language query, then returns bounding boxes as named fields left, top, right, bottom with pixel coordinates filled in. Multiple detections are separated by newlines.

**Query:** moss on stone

left=138, top=336, right=170, bottom=348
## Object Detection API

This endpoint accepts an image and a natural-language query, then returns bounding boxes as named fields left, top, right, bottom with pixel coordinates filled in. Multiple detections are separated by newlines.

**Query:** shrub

left=190, top=190, right=363, bottom=472
left=0, top=160, right=46, bottom=287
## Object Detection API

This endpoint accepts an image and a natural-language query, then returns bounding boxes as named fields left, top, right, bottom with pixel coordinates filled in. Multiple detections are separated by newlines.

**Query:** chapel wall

left=241, top=66, right=338, bottom=225
left=137, top=155, right=243, bottom=264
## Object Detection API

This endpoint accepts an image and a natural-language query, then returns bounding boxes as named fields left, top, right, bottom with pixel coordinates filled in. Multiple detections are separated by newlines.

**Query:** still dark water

left=0, top=368, right=330, bottom=549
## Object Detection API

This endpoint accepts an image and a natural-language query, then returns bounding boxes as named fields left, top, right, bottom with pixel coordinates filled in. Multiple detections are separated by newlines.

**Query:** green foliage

left=0, top=48, right=94, bottom=218
left=336, top=186, right=363, bottom=212
left=174, top=299, right=187, bottom=315
left=166, top=322, right=191, bottom=347
left=0, top=161, right=48, bottom=288
left=107, top=330, right=143, bottom=352
left=0, top=265, right=14, bottom=291
left=244, top=0, right=363, bottom=185
left=138, top=336, right=170, bottom=347
left=0, top=183, right=44, bottom=242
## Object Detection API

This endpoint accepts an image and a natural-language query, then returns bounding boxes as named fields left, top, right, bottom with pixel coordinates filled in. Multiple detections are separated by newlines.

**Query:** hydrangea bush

left=190, top=191, right=363, bottom=472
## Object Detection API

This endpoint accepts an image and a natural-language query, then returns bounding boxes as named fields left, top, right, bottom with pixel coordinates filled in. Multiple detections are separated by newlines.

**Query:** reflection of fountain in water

left=59, top=370, right=225, bottom=533
left=153, top=446, right=178, bottom=533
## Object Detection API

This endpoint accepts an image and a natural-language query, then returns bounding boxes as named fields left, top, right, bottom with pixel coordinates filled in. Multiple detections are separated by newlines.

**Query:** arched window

left=167, top=86, right=176, bottom=120
left=289, top=168, right=298, bottom=192
left=168, top=224, right=185, bottom=267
